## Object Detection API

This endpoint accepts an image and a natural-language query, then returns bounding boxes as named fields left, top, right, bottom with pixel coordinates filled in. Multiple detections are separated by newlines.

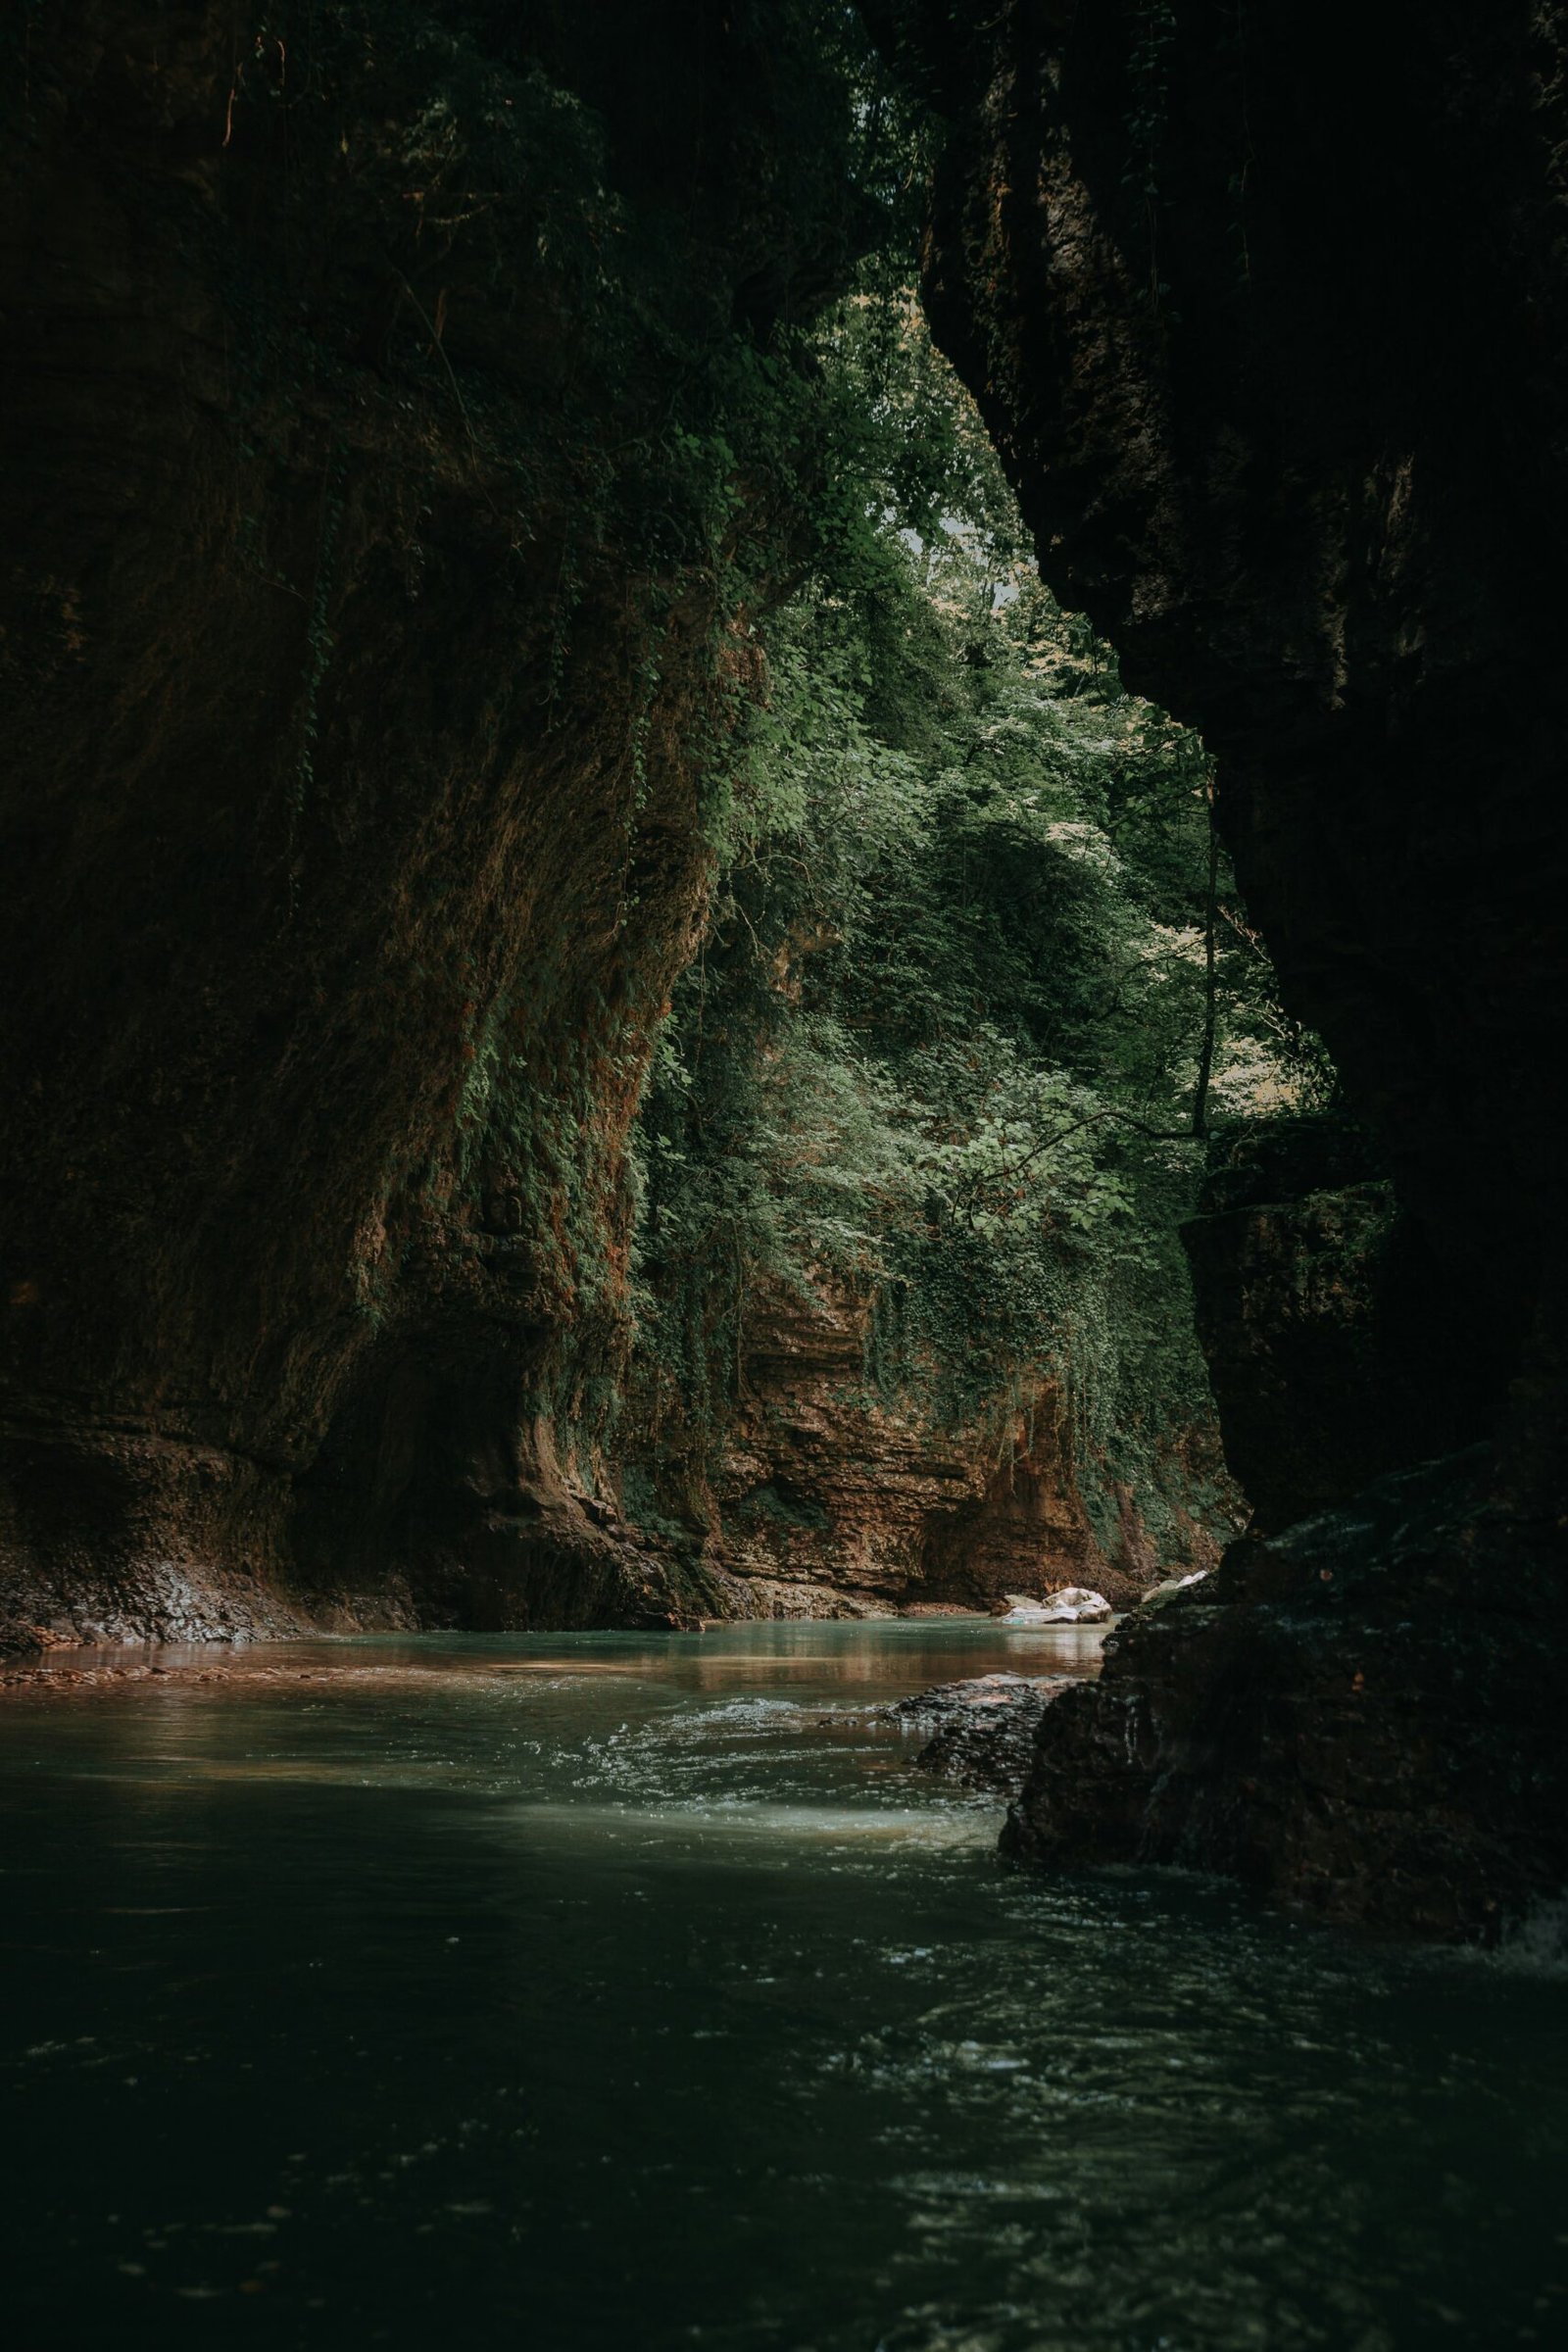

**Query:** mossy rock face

left=0, top=2, right=866, bottom=1642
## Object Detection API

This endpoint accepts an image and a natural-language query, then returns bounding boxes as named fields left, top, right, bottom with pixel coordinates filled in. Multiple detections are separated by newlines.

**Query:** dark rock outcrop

left=1004, top=1448, right=1568, bottom=1939
left=890, top=1671, right=1082, bottom=1796
left=1182, top=1119, right=1480, bottom=1532
left=876, top=0, right=1568, bottom=1928
left=896, top=1, right=1568, bottom=1421
left=0, top=2, right=861, bottom=1645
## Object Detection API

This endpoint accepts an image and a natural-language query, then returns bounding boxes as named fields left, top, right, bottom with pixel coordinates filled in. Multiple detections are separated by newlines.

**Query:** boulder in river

left=887, top=1672, right=1080, bottom=1795
left=995, top=1587, right=1113, bottom=1625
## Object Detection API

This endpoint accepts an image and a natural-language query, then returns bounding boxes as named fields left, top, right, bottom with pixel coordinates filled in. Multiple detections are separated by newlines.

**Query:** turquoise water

left=2, top=1620, right=1565, bottom=2350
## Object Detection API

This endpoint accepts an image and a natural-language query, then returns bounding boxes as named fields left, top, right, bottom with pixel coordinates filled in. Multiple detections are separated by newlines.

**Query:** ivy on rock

left=624, top=289, right=1333, bottom=1564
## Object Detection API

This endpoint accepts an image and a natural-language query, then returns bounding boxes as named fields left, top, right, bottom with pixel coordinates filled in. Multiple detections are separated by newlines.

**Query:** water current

left=3, top=1619, right=1566, bottom=2350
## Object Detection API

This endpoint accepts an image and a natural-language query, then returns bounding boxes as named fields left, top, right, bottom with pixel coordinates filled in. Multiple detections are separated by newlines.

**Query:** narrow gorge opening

left=1, top=7, right=1329, bottom=1653
left=616, top=289, right=1325, bottom=1623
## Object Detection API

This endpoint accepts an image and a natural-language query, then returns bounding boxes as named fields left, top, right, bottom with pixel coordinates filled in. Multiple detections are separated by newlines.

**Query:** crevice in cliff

left=612, top=293, right=1330, bottom=1624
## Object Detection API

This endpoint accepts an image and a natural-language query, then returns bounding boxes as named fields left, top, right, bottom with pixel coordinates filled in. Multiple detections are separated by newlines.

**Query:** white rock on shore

left=996, top=1586, right=1113, bottom=1626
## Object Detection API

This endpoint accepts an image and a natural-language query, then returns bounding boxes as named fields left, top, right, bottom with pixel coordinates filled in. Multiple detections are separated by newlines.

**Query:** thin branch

left=391, top=270, right=481, bottom=460
left=1191, top=769, right=1220, bottom=1139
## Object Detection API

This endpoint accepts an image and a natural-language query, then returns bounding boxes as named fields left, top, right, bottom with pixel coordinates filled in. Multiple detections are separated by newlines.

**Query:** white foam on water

left=1487, top=1892, right=1568, bottom=1979
left=493, top=1796, right=993, bottom=1852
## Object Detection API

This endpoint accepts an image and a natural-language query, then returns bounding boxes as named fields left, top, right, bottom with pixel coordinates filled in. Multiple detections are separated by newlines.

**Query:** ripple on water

left=2, top=1624, right=1565, bottom=2352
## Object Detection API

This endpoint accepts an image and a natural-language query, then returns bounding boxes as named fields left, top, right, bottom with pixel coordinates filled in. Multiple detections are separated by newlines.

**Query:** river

left=3, top=1619, right=1565, bottom=2348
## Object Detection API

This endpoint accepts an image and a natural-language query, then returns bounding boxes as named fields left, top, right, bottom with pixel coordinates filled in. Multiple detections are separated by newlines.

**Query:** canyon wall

left=651, top=1279, right=1226, bottom=1619
left=0, top=1, right=863, bottom=1645
left=876, top=0, right=1568, bottom=1930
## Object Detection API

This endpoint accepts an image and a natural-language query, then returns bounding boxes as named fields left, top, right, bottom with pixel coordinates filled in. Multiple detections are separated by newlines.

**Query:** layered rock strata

left=688, top=1279, right=1226, bottom=1617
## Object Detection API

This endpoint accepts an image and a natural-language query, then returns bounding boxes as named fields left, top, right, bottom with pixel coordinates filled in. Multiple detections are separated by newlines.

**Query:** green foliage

left=213, top=1, right=908, bottom=1455
left=216, top=3, right=1325, bottom=1549
left=628, top=291, right=1331, bottom=1545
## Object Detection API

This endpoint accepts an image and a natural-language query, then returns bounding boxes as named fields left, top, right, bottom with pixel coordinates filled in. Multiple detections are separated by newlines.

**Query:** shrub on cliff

left=626, top=292, right=1329, bottom=1554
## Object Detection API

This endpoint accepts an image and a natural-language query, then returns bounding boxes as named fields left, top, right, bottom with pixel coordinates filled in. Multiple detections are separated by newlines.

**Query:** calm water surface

left=2, top=1619, right=1565, bottom=2350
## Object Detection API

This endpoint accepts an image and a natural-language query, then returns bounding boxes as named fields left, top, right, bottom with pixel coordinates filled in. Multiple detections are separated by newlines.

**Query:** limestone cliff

left=0, top=2, right=862, bottom=1643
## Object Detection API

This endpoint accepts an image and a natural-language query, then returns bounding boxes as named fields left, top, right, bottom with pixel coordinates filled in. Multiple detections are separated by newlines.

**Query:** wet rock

left=886, top=1672, right=1079, bottom=1795
left=704, top=1573, right=899, bottom=1623
left=1004, top=1447, right=1568, bottom=1940
left=996, top=1587, right=1112, bottom=1626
